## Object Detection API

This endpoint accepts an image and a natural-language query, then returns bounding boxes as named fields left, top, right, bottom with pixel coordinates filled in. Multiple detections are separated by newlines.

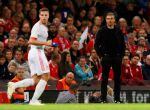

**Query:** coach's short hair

left=39, top=8, right=49, bottom=14
left=105, top=12, right=116, bottom=19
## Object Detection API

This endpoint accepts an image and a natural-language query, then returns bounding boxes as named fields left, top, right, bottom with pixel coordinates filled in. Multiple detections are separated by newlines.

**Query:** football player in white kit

left=7, top=8, right=51, bottom=105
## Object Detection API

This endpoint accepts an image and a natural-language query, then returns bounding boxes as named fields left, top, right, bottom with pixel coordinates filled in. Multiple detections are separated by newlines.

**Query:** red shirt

left=130, top=63, right=143, bottom=80
left=53, top=35, right=70, bottom=52
left=121, top=64, right=133, bottom=80
left=11, top=76, right=24, bottom=100
left=49, top=60, right=59, bottom=79
left=98, top=67, right=114, bottom=80
left=86, top=39, right=94, bottom=54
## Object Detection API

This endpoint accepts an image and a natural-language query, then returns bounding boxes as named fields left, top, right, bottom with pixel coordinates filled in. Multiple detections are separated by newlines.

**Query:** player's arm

left=28, top=37, right=51, bottom=46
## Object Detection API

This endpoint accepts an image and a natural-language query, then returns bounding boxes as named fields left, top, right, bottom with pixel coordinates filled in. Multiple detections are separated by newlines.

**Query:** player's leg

left=7, top=49, right=38, bottom=99
left=30, top=73, right=49, bottom=102
left=29, top=49, right=50, bottom=104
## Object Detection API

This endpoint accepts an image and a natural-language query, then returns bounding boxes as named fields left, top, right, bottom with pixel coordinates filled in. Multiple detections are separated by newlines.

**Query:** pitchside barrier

left=24, top=80, right=150, bottom=103
left=24, top=89, right=150, bottom=103
left=1, top=80, right=150, bottom=103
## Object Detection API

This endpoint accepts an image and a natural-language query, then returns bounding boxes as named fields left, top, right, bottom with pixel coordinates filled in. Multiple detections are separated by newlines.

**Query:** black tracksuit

left=94, top=25, right=125, bottom=101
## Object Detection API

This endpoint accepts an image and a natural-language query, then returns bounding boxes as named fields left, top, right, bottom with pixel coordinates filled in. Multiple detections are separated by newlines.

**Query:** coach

left=94, top=12, right=125, bottom=103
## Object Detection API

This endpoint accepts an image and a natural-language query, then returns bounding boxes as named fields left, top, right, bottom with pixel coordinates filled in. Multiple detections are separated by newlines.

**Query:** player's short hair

left=39, top=8, right=49, bottom=14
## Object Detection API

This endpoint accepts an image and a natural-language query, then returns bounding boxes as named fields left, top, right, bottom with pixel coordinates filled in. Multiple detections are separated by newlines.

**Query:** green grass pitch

left=0, top=104, right=150, bottom=110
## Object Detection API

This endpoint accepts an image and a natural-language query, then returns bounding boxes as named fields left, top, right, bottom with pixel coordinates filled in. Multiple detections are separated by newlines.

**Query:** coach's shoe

left=29, top=100, right=44, bottom=106
left=7, top=82, right=15, bottom=99
left=114, top=100, right=123, bottom=103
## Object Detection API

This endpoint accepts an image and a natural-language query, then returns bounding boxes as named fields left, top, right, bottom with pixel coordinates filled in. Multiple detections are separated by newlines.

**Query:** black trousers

left=101, top=55, right=122, bottom=101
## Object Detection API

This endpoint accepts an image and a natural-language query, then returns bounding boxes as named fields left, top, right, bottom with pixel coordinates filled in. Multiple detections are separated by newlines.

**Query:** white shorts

left=28, top=48, right=50, bottom=76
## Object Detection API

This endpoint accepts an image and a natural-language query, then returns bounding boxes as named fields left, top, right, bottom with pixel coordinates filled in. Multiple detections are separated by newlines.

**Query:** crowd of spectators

left=0, top=0, right=150, bottom=96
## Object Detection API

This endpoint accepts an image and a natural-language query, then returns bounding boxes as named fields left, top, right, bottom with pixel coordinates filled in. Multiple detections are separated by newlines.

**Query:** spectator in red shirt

left=126, top=32, right=137, bottom=55
left=49, top=52, right=61, bottom=80
left=129, top=54, right=144, bottom=85
left=53, top=27, right=71, bottom=52
left=121, top=55, right=133, bottom=85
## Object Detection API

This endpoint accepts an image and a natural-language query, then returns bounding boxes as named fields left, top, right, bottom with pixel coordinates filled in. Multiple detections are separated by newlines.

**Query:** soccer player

left=7, top=8, right=51, bottom=105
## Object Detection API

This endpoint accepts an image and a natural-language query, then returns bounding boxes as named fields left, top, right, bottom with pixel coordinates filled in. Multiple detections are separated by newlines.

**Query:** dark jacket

left=142, top=64, right=150, bottom=80
left=94, top=26, right=125, bottom=57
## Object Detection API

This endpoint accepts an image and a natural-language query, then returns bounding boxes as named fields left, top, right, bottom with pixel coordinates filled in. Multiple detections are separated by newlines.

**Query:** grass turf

left=0, top=104, right=150, bottom=110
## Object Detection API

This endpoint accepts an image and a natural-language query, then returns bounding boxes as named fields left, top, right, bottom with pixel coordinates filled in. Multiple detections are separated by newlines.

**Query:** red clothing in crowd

left=130, top=63, right=143, bottom=80
left=86, top=39, right=94, bottom=55
left=11, top=76, right=49, bottom=100
left=53, top=35, right=71, bottom=52
left=121, top=64, right=133, bottom=80
left=4, top=19, right=15, bottom=32
left=121, top=64, right=133, bottom=85
left=11, top=76, right=24, bottom=100
left=98, top=67, right=114, bottom=80
left=49, top=60, right=60, bottom=80
left=128, top=44, right=138, bottom=55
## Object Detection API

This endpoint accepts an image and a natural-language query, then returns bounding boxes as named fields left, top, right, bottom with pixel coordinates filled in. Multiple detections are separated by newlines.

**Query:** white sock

left=31, top=79, right=47, bottom=101
left=14, top=79, right=35, bottom=89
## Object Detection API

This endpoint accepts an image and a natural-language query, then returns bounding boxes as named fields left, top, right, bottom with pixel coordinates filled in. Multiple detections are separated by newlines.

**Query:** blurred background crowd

left=0, top=0, right=150, bottom=92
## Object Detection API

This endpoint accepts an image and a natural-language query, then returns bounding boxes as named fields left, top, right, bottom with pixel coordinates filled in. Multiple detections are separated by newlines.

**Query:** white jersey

left=30, top=21, right=48, bottom=49
left=28, top=21, right=50, bottom=76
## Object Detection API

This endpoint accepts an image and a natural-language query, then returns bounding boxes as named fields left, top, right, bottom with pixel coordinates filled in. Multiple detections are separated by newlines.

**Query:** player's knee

left=41, top=73, right=49, bottom=81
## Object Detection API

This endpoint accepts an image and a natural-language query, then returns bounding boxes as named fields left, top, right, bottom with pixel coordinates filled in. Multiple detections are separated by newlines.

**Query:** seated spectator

left=121, top=55, right=133, bottom=85
left=129, top=54, right=144, bottom=85
left=0, top=54, right=8, bottom=79
left=4, top=49, right=13, bottom=65
left=53, top=27, right=71, bottom=52
left=88, top=49, right=101, bottom=80
left=9, top=66, right=26, bottom=103
left=126, top=32, right=137, bottom=56
left=55, top=83, right=79, bottom=103
left=142, top=55, right=150, bottom=80
left=4, top=61, right=17, bottom=80
left=5, top=38, right=16, bottom=51
left=56, top=72, right=76, bottom=90
left=19, top=22, right=31, bottom=40
left=130, top=54, right=143, bottom=80
left=74, top=56, right=93, bottom=82
left=9, top=49, right=30, bottom=79
left=0, top=21, right=7, bottom=42
left=48, top=23, right=57, bottom=40
left=14, top=35, right=27, bottom=54
left=69, top=40, right=80, bottom=64
left=49, top=52, right=61, bottom=80
left=0, top=41, right=5, bottom=54
left=59, top=51, right=74, bottom=78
